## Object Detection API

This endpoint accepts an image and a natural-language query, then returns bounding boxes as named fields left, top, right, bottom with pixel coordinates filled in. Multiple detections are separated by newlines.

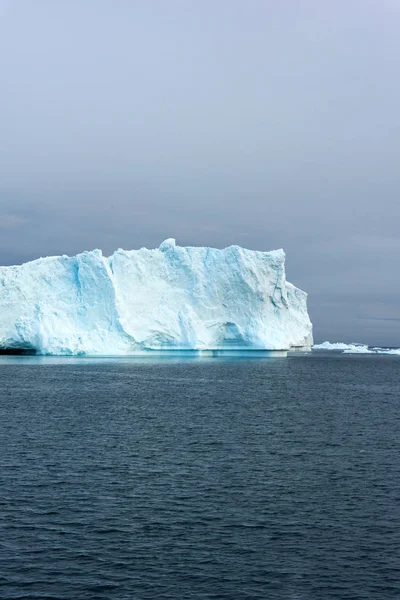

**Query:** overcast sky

left=1, top=0, right=399, bottom=345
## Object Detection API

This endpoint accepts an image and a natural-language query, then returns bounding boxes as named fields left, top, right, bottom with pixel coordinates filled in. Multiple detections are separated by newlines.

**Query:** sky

left=1, top=0, right=399, bottom=345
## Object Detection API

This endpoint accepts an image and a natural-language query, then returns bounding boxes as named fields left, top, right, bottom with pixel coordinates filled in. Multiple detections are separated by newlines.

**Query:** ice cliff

left=0, top=239, right=313, bottom=355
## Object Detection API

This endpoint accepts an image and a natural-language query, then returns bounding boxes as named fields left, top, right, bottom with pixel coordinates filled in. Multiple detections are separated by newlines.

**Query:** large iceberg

left=0, top=239, right=313, bottom=355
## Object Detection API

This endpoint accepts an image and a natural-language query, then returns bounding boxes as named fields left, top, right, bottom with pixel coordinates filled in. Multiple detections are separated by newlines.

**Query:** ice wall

left=0, top=239, right=313, bottom=355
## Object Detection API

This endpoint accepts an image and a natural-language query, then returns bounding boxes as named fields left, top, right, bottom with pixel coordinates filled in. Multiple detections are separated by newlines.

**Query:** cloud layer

left=1, top=1, right=399, bottom=344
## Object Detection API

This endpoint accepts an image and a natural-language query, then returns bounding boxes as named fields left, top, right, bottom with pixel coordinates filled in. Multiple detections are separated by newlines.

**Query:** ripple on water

left=0, top=354, right=399, bottom=599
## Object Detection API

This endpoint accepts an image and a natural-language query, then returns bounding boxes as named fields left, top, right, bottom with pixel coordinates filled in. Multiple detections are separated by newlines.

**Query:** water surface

left=0, top=353, right=399, bottom=599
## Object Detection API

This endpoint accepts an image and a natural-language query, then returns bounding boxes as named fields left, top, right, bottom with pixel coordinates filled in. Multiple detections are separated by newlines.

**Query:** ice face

left=0, top=240, right=313, bottom=355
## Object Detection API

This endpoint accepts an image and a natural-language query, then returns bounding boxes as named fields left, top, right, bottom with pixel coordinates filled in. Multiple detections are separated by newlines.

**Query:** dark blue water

left=0, top=353, right=399, bottom=600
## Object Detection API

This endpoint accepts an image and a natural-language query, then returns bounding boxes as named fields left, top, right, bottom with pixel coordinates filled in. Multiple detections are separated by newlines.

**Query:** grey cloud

left=0, top=0, right=399, bottom=345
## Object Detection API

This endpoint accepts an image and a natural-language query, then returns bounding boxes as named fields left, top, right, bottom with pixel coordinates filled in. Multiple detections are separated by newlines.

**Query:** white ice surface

left=0, top=239, right=313, bottom=355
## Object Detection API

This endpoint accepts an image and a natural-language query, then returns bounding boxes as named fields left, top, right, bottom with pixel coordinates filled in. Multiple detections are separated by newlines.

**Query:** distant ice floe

left=313, top=341, right=400, bottom=355
left=313, top=341, right=365, bottom=351
left=342, top=345, right=373, bottom=354
left=374, top=348, right=400, bottom=355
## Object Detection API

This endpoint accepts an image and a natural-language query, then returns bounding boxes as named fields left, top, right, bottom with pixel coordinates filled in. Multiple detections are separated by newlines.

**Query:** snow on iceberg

left=0, top=240, right=313, bottom=356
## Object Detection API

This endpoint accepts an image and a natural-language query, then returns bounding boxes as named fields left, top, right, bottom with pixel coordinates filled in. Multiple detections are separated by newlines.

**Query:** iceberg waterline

left=0, top=239, right=313, bottom=356
left=313, top=341, right=400, bottom=355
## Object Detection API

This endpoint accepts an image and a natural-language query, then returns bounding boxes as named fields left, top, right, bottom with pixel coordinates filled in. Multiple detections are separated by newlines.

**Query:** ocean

left=0, top=352, right=399, bottom=599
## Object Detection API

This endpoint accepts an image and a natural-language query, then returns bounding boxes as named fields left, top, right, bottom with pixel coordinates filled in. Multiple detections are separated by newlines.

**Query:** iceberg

left=0, top=239, right=313, bottom=356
